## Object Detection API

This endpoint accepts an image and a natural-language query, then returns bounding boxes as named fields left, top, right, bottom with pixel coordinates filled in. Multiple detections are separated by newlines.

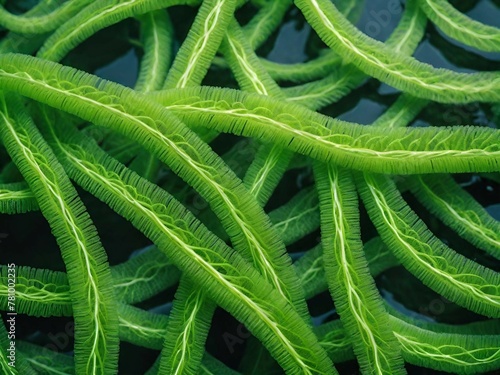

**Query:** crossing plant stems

left=0, top=0, right=499, bottom=374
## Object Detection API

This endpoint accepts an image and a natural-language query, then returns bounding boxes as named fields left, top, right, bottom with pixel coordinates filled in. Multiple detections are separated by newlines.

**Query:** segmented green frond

left=0, top=266, right=71, bottom=317
left=135, top=10, right=173, bottom=92
left=269, top=186, right=319, bottom=246
left=392, top=316, right=500, bottom=374
left=0, top=54, right=305, bottom=313
left=294, top=0, right=500, bottom=103
left=0, top=249, right=179, bottom=317
left=0, top=95, right=119, bottom=375
left=316, top=314, right=500, bottom=373
left=409, top=174, right=500, bottom=260
left=283, top=65, right=366, bottom=109
left=357, top=172, right=500, bottom=318
left=386, top=304, right=500, bottom=335
left=164, top=0, right=237, bottom=88
left=315, top=163, right=405, bottom=374
left=42, top=119, right=335, bottom=375
left=221, top=19, right=282, bottom=97
left=0, top=0, right=65, bottom=54
left=261, top=51, right=341, bottom=84
left=37, top=0, right=199, bottom=63
left=418, top=0, right=500, bottom=52
left=295, top=237, right=400, bottom=300
left=118, top=303, right=169, bottom=349
left=258, top=0, right=364, bottom=84
left=242, top=0, right=292, bottom=49
left=129, top=9, right=175, bottom=182
left=153, top=87, right=500, bottom=174
left=111, top=245, right=181, bottom=304
left=159, top=281, right=214, bottom=375
left=244, top=141, right=294, bottom=206
left=21, top=340, right=239, bottom=375
left=18, top=341, right=74, bottom=375
left=0, top=182, right=37, bottom=214
left=0, top=0, right=93, bottom=34
left=285, top=0, right=427, bottom=110
left=0, top=244, right=179, bottom=318
left=314, top=319, right=353, bottom=363
left=221, top=18, right=294, bottom=206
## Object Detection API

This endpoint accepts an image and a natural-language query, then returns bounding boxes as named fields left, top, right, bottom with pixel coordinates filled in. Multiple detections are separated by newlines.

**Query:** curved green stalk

left=269, top=186, right=319, bottom=246
left=135, top=10, right=174, bottom=92
left=118, top=303, right=169, bottom=350
left=221, top=18, right=293, bottom=205
left=241, top=0, right=292, bottom=50
left=0, top=245, right=179, bottom=318
left=260, top=51, right=341, bottom=84
left=285, top=0, right=427, bottom=109
left=409, top=174, right=500, bottom=260
left=0, top=182, right=36, bottom=214
left=152, top=87, right=500, bottom=175
left=0, top=0, right=93, bottom=35
left=18, top=340, right=76, bottom=375
left=314, top=163, right=405, bottom=374
left=356, top=172, right=500, bottom=318
left=0, top=0, right=65, bottom=54
left=158, top=283, right=215, bottom=375
left=294, top=0, right=500, bottom=103
left=418, top=0, right=500, bottom=52
left=371, top=94, right=428, bottom=129
left=40, top=117, right=335, bottom=375
left=199, top=353, right=242, bottom=375
left=0, top=95, right=119, bottom=375
left=37, top=0, right=200, bottom=62
left=0, top=53, right=306, bottom=313
left=317, top=314, right=500, bottom=374
left=129, top=9, right=174, bottom=181
left=0, top=265, right=71, bottom=317
left=111, top=245, right=181, bottom=304
left=257, top=0, right=363, bottom=84
left=391, top=316, right=500, bottom=374
left=221, top=19, right=282, bottom=97
left=295, top=237, right=400, bottom=300
left=163, top=0, right=237, bottom=88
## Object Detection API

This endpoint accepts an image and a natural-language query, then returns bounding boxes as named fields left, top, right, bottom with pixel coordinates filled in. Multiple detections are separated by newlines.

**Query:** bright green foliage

left=295, top=0, right=500, bottom=103
left=0, top=95, right=119, bottom=374
left=0, top=182, right=36, bottom=214
left=409, top=174, right=500, bottom=260
left=357, top=172, right=500, bottom=318
left=315, top=164, right=405, bottom=374
left=418, top=0, right=500, bottom=52
left=0, top=1, right=499, bottom=374
left=0, top=0, right=93, bottom=35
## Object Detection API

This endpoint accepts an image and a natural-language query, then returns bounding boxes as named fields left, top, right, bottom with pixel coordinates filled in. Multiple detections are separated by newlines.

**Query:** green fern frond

left=0, top=95, right=119, bottom=375
left=418, top=0, right=500, bottom=52
left=357, top=172, right=500, bottom=318
left=294, top=0, right=500, bottom=103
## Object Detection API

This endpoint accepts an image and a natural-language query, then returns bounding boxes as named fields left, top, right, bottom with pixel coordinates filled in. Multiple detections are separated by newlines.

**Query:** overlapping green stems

left=0, top=0, right=499, bottom=374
